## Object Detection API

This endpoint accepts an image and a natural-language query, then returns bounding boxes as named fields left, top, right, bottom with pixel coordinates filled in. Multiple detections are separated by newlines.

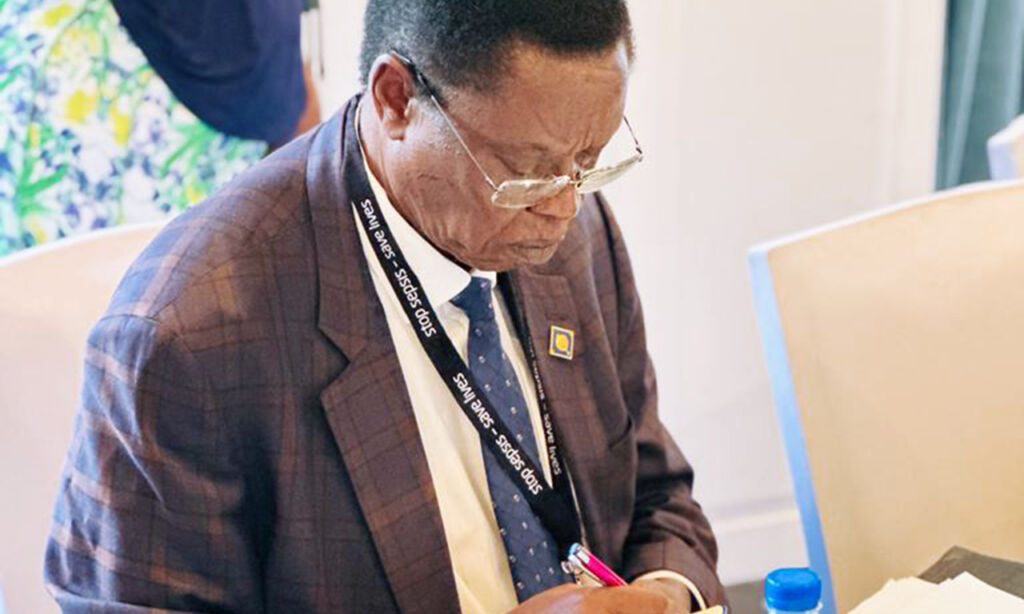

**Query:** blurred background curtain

left=937, top=0, right=1024, bottom=188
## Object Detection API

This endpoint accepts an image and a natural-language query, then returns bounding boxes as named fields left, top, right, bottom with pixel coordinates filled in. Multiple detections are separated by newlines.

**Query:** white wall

left=312, top=0, right=946, bottom=586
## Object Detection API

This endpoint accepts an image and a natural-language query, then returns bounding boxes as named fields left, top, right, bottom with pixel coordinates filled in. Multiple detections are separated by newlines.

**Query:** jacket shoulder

left=104, top=129, right=320, bottom=329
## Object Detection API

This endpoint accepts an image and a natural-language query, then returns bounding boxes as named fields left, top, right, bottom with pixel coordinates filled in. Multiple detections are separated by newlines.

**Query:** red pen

left=564, top=543, right=628, bottom=587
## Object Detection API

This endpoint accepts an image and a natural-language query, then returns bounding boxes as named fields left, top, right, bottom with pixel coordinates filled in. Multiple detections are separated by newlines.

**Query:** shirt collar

left=359, top=142, right=497, bottom=308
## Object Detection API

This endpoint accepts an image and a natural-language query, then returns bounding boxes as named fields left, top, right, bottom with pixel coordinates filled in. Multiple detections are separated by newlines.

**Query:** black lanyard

left=344, top=128, right=582, bottom=555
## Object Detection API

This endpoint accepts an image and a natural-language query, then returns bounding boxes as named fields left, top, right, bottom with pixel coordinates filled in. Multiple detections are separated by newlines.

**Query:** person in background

left=0, top=0, right=319, bottom=256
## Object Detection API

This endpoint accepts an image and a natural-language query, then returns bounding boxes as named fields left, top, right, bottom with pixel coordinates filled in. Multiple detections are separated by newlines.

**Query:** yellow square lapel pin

left=548, top=325, right=575, bottom=360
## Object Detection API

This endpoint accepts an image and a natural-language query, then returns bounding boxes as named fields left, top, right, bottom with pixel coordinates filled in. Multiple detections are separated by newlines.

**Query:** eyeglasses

left=391, top=51, right=644, bottom=209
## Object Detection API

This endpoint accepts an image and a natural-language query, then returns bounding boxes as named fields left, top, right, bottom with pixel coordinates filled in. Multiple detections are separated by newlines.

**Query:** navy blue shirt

left=111, top=0, right=305, bottom=145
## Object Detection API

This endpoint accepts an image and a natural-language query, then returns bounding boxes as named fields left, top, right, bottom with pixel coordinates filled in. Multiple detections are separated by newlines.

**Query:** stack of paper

left=852, top=572, right=1024, bottom=613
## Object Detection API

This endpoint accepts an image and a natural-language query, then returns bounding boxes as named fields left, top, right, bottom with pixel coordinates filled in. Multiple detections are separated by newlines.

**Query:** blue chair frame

left=987, top=137, right=1019, bottom=180
left=987, top=115, right=1023, bottom=180
left=748, top=246, right=837, bottom=614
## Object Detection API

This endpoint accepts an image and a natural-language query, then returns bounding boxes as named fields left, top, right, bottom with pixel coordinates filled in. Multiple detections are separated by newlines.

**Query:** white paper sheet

left=849, top=577, right=940, bottom=613
left=850, top=572, right=1024, bottom=614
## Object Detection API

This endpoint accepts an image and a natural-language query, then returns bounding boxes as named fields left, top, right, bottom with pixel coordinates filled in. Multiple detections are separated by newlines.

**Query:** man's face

left=375, top=42, right=630, bottom=272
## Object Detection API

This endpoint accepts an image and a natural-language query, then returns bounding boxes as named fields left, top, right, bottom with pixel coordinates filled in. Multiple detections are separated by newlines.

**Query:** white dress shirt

left=353, top=150, right=706, bottom=613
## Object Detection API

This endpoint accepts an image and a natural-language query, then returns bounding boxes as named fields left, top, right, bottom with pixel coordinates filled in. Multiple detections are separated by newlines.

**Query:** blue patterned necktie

left=450, top=276, right=574, bottom=602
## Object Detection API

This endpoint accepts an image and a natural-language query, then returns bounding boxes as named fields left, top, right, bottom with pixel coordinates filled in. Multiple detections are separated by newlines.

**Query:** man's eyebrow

left=502, top=140, right=595, bottom=165
left=490, top=139, right=559, bottom=157
left=525, top=141, right=561, bottom=154
left=486, top=129, right=611, bottom=162
left=467, top=126, right=560, bottom=157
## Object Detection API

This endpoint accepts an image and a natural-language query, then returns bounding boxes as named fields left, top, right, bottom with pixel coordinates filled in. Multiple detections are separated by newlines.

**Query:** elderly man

left=45, top=1, right=725, bottom=612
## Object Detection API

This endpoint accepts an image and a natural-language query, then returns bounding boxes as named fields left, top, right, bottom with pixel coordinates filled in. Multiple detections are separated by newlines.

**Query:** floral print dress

left=0, top=0, right=267, bottom=256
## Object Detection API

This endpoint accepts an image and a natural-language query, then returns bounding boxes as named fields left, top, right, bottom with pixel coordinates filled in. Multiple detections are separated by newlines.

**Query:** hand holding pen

left=506, top=543, right=726, bottom=614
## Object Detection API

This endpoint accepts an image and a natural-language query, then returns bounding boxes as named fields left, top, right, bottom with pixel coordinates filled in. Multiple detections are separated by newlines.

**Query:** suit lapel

left=306, top=101, right=459, bottom=614
left=505, top=268, right=609, bottom=546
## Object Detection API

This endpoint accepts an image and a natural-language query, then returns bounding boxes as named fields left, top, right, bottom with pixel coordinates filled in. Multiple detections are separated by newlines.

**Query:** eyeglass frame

left=389, top=50, right=644, bottom=209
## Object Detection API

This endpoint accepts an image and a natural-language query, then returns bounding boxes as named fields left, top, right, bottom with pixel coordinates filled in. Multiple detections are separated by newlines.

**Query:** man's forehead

left=464, top=103, right=625, bottom=161
left=449, top=42, right=630, bottom=151
left=499, top=40, right=630, bottom=93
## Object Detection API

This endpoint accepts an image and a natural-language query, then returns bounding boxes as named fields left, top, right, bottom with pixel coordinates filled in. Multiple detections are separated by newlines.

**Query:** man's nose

left=529, top=185, right=581, bottom=220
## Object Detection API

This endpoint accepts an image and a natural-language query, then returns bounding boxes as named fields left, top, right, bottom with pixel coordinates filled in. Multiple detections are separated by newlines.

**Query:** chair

left=0, top=223, right=163, bottom=613
left=748, top=181, right=1024, bottom=614
left=987, top=114, right=1024, bottom=180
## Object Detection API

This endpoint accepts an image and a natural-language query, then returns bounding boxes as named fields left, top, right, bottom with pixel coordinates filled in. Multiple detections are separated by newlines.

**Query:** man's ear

left=367, top=54, right=417, bottom=140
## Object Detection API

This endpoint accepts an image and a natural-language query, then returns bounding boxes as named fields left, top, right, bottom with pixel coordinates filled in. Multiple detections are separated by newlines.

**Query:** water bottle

left=764, top=568, right=822, bottom=614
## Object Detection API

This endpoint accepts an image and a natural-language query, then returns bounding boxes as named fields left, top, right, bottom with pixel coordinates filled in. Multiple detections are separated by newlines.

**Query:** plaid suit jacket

left=45, top=98, right=724, bottom=613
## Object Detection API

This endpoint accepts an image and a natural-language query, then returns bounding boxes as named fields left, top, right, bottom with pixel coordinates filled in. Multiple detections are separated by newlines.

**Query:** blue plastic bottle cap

left=765, top=568, right=822, bottom=611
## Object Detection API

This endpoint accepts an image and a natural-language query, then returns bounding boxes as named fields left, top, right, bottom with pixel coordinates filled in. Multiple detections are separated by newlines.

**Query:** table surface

left=919, top=546, right=1024, bottom=599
